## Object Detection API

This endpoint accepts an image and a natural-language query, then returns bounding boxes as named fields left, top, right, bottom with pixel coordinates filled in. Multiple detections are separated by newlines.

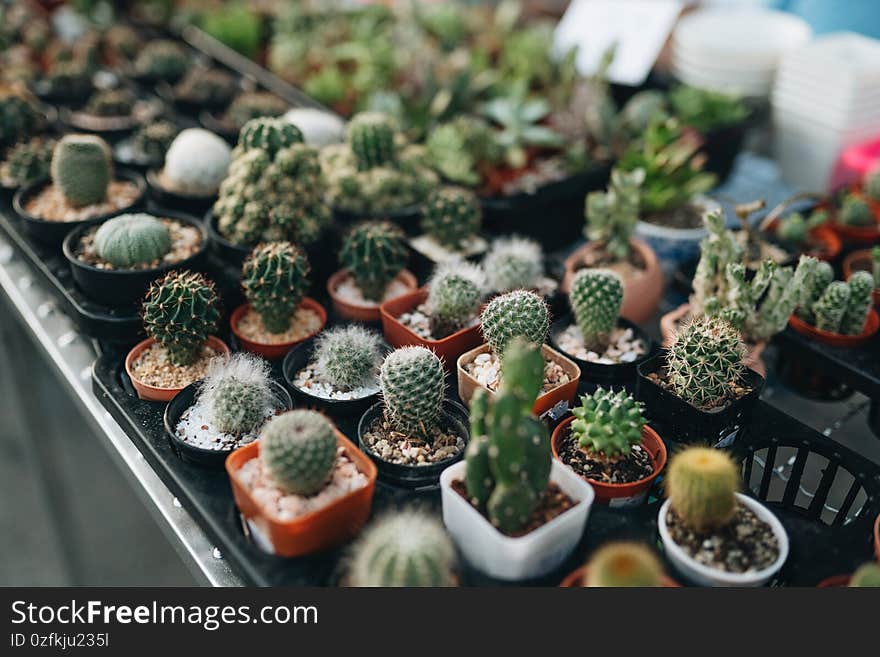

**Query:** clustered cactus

left=838, top=193, right=874, bottom=227
left=223, top=92, right=289, bottom=130
left=50, top=134, right=112, bottom=208
left=795, top=256, right=873, bottom=335
left=314, top=325, right=384, bottom=391
left=420, top=186, right=482, bottom=250
left=0, top=136, right=54, bottom=187
left=163, top=128, right=231, bottom=196
left=465, top=339, right=551, bottom=534
left=142, top=271, right=221, bottom=366
left=259, top=410, right=337, bottom=496
left=241, top=242, right=311, bottom=334
left=568, top=268, right=623, bottom=351
left=571, top=388, right=645, bottom=459
left=339, top=220, right=408, bottom=302
left=482, top=235, right=544, bottom=293
left=584, top=543, right=664, bottom=587
left=584, top=167, right=644, bottom=261
left=0, top=86, right=44, bottom=147
left=132, top=120, right=177, bottom=165
left=666, top=447, right=738, bottom=531
left=84, top=88, right=135, bottom=117
left=480, top=289, right=549, bottom=357
left=425, top=261, right=486, bottom=338
left=200, top=353, right=274, bottom=437
left=94, top=213, right=171, bottom=268
left=424, top=115, right=496, bottom=187
left=134, top=40, right=187, bottom=83
left=379, top=346, right=446, bottom=437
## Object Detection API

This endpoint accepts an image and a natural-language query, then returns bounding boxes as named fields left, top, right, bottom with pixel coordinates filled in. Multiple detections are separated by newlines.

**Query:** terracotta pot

left=230, top=298, right=327, bottom=360
left=816, top=574, right=851, bottom=588
left=788, top=309, right=880, bottom=347
left=561, top=239, right=663, bottom=324
left=379, top=288, right=483, bottom=372
left=226, top=430, right=376, bottom=558
left=829, top=193, right=880, bottom=245
left=559, top=564, right=680, bottom=587
left=326, top=268, right=418, bottom=322
left=843, top=248, right=880, bottom=306
left=456, top=343, right=580, bottom=416
left=551, top=417, right=667, bottom=506
left=124, top=336, right=230, bottom=402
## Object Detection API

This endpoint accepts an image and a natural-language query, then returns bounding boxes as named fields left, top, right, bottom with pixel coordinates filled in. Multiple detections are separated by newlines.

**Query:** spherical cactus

left=283, top=108, right=345, bottom=147
left=241, top=242, right=310, bottom=334
left=339, top=220, right=408, bottom=302
left=50, top=134, right=112, bottom=208
left=162, top=128, right=232, bottom=196
left=483, top=236, right=544, bottom=293
left=142, top=271, right=220, bottom=366
left=347, top=112, right=396, bottom=170
left=259, top=410, right=337, bottom=496
left=571, top=388, right=645, bottom=458
left=132, top=120, right=177, bottom=164
left=584, top=543, right=664, bottom=587
left=314, top=325, right=383, bottom=391
left=666, top=316, right=745, bottom=410
left=813, top=280, right=851, bottom=333
left=379, top=346, right=445, bottom=436
left=224, top=91, right=288, bottom=130
left=840, top=271, right=874, bottom=336
left=0, top=136, right=54, bottom=187
left=480, top=290, right=550, bottom=356
left=238, top=116, right=303, bottom=156
left=865, top=168, right=880, bottom=202
left=569, top=268, right=623, bottom=351
left=666, top=447, right=738, bottom=531
left=426, top=261, right=485, bottom=338
left=839, top=194, right=874, bottom=227
left=348, top=511, right=456, bottom=587
left=201, top=353, right=274, bottom=436
left=94, top=213, right=171, bottom=268
left=849, top=562, right=880, bottom=588
left=420, top=186, right=482, bottom=249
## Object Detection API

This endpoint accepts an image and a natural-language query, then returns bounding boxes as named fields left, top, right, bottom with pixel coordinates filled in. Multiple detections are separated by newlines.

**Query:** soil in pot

left=291, top=362, right=380, bottom=403
left=642, top=203, right=705, bottom=230
left=555, top=428, right=654, bottom=486
left=173, top=393, right=277, bottom=454
left=23, top=178, right=142, bottom=222
left=233, top=305, right=324, bottom=346
left=463, top=349, right=572, bottom=395
left=396, top=302, right=480, bottom=341
left=553, top=323, right=648, bottom=365
left=360, top=411, right=465, bottom=467
left=129, top=341, right=224, bottom=391
left=72, top=216, right=201, bottom=270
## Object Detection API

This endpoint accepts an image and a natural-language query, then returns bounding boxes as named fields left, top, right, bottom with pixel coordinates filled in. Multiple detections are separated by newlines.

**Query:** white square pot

left=440, top=460, right=595, bottom=581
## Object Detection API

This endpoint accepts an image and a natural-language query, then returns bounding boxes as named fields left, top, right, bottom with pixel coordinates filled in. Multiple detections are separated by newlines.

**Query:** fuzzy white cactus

left=162, top=128, right=232, bottom=196
left=284, top=108, right=345, bottom=147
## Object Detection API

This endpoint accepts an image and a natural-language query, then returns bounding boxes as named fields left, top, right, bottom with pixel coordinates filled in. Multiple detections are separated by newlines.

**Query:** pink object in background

left=831, top=137, right=880, bottom=190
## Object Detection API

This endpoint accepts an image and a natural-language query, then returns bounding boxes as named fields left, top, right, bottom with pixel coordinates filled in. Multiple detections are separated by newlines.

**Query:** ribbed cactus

left=201, top=353, right=274, bottom=436
left=259, top=410, right=337, bottom=496
left=584, top=167, right=644, bottom=261
left=571, top=388, right=645, bottom=458
left=813, top=281, right=851, bottom=333
left=840, top=271, right=874, bottom=335
left=584, top=543, right=664, bottom=587
left=569, top=268, right=623, bottom=351
left=132, top=120, right=177, bottom=164
left=849, top=563, right=880, bottom=587
left=339, top=220, right=408, bottom=302
left=347, top=112, right=396, bottom=170
left=666, top=447, right=738, bottom=531
left=839, top=194, right=874, bottom=227
left=795, top=256, right=834, bottom=324
left=348, top=511, right=456, bottom=587
left=142, top=271, right=220, bottom=366
left=50, top=135, right=112, bottom=208
left=241, top=242, right=310, bottom=334
left=85, top=88, right=135, bottom=117
left=480, top=290, right=549, bottom=356
left=0, top=136, right=54, bottom=187
left=666, top=316, right=745, bottom=410
left=94, top=213, right=171, bottom=268
left=426, top=261, right=485, bottom=338
left=420, top=186, right=482, bottom=249
left=238, top=116, right=303, bottom=156
left=314, top=325, right=383, bottom=391
left=482, top=236, right=544, bottom=293
left=866, top=168, right=880, bottom=202
left=379, top=346, right=445, bottom=437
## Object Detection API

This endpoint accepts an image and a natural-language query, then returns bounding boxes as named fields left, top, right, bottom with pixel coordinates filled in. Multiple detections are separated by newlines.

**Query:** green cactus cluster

left=690, top=211, right=743, bottom=317
left=776, top=208, right=828, bottom=244
left=571, top=388, right=645, bottom=459
left=379, top=346, right=446, bottom=437
left=241, top=242, right=311, bottom=334
left=132, top=120, right=177, bottom=165
left=259, top=410, right=337, bottom=496
left=584, top=543, right=664, bottom=587
left=0, top=136, right=54, bottom=187
left=0, top=87, right=44, bottom=147
left=569, top=268, right=623, bottom=351
left=142, top=271, right=221, bottom=366
left=426, top=261, right=486, bottom=338
left=84, top=88, right=135, bottom=117
left=134, top=40, right=187, bottom=83
left=50, top=134, right=113, bottom=208
left=584, top=167, right=644, bottom=261
left=238, top=117, right=303, bottom=157
left=666, top=447, right=738, bottom=531
left=840, top=272, right=874, bottom=335
left=482, top=235, right=544, bottom=293
left=201, top=353, right=274, bottom=437
left=420, top=186, right=482, bottom=249
left=223, top=92, right=289, bottom=130
left=849, top=563, right=880, bottom=588
left=314, top=325, right=383, bottom=391
left=339, top=220, right=408, bottom=302
left=480, top=289, right=549, bottom=357
left=795, top=256, right=873, bottom=335
left=174, top=68, right=238, bottom=107
left=94, top=213, right=171, bottom=268
left=865, top=168, right=880, bottom=202
left=838, top=193, right=874, bottom=227
left=465, top=339, right=551, bottom=534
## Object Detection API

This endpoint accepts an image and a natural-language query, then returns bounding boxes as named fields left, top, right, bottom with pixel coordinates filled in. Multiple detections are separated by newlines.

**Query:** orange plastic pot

left=230, top=298, right=327, bottom=360
left=456, top=343, right=580, bottom=416
left=559, top=565, right=679, bottom=587
left=788, top=309, right=880, bottom=347
left=551, top=417, right=667, bottom=506
left=125, top=336, right=230, bottom=402
left=379, top=288, right=483, bottom=372
left=816, top=574, right=851, bottom=588
left=843, top=249, right=880, bottom=306
left=225, top=430, right=377, bottom=558
left=327, top=268, right=418, bottom=322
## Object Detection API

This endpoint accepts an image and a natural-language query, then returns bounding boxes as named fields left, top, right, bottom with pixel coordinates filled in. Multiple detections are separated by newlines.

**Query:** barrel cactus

left=259, top=410, right=337, bottom=496
left=134, top=40, right=187, bottom=82
left=666, top=447, right=738, bottom=531
left=50, top=134, right=112, bottom=208
left=379, top=346, right=445, bottom=437
left=839, top=194, right=874, bottom=227
left=813, top=281, right=851, bottom=333
left=426, top=261, right=486, bottom=338
left=480, top=290, right=550, bottom=356
left=0, top=136, right=54, bottom=187
left=94, top=213, right=171, bottom=268
left=584, top=543, right=664, bottom=587
left=569, top=268, right=623, bottom=351
left=420, top=186, right=482, bottom=249
left=840, top=271, right=873, bottom=335
left=339, top=220, right=408, bottom=302
left=162, top=128, right=231, bottom=196
left=571, top=388, right=645, bottom=458
left=482, top=236, right=544, bottom=293
left=241, top=242, right=311, bottom=334
left=347, top=111, right=396, bottom=170
left=314, top=325, right=383, bottom=391
left=849, top=563, right=880, bottom=588
left=238, top=116, right=303, bottom=156
left=201, top=353, right=274, bottom=436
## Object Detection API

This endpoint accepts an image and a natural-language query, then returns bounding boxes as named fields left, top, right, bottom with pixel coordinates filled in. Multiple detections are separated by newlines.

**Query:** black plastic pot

left=775, top=343, right=854, bottom=401
left=550, top=315, right=657, bottom=392
left=62, top=209, right=209, bottom=306
left=636, top=354, right=764, bottom=447
left=13, top=169, right=147, bottom=245
left=147, top=169, right=218, bottom=215
left=357, top=399, right=469, bottom=490
left=57, top=101, right=160, bottom=141
left=332, top=203, right=423, bottom=236
left=163, top=379, right=292, bottom=468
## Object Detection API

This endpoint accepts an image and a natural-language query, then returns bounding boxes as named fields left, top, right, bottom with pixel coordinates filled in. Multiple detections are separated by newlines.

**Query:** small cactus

left=584, top=167, right=644, bottom=261
left=314, top=325, right=383, bottom=391
left=348, top=511, right=456, bottom=587
left=584, top=543, right=664, bottom=587
left=666, top=447, right=738, bottom=531
left=339, top=220, right=408, bottom=302
left=813, top=281, right=850, bottom=333
left=200, top=353, right=274, bottom=436
left=840, top=271, right=873, bottom=335
left=238, top=116, right=303, bottom=156
left=420, top=186, right=482, bottom=249
left=241, top=242, right=311, bottom=334
left=482, top=236, right=544, bottom=293
left=776, top=208, right=827, bottom=244
left=480, top=290, right=550, bottom=357
left=795, top=256, right=834, bottom=324
left=0, top=87, right=44, bottom=147
left=163, top=128, right=231, bottom=196
left=838, top=194, right=874, bottom=227
left=569, top=268, right=623, bottom=351
left=379, top=346, right=445, bottom=436
left=224, top=92, right=288, bottom=130
left=50, top=134, right=112, bottom=208
left=426, top=261, right=486, bottom=338
left=571, top=388, right=645, bottom=458
left=94, top=213, right=171, bottom=268
left=347, top=112, right=396, bottom=170
left=849, top=562, right=880, bottom=588
left=134, top=40, right=187, bottom=82
left=259, top=410, right=337, bottom=496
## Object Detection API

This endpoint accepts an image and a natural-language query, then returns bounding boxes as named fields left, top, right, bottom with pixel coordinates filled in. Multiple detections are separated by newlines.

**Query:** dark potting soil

left=666, top=503, right=779, bottom=573
left=642, top=204, right=704, bottom=230
left=557, top=427, right=653, bottom=485
left=647, top=367, right=751, bottom=412
left=451, top=479, right=575, bottom=538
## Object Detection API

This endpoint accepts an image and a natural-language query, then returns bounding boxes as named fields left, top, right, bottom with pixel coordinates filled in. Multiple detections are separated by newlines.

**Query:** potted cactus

left=380, top=260, right=486, bottom=368
left=164, top=353, right=292, bottom=467
left=550, top=268, right=653, bottom=388
left=560, top=542, right=677, bottom=587
left=231, top=242, right=327, bottom=360
left=13, top=134, right=146, bottom=244
left=457, top=289, right=580, bottom=416
left=842, top=245, right=880, bottom=307
left=114, top=120, right=178, bottom=172
left=62, top=87, right=161, bottom=136
left=327, top=220, right=418, bottom=322
left=0, top=85, right=47, bottom=149
left=282, top=108, right=345, bottom=147
left=829, top=187, right=879, bottom=245
left=358, top=346, right=470, bottom=488
left=441, top=339, right=595, bottom=580
left=756, top=195, right=840, bottom=264
left=482, top=235, right=557, bottom=298
left=551, top=387, right=666, bottom=506
left=147, top=128, right=231, bottom=212
left=408, top=185, right=488, bottom=272
left=62, top=210, right=209, bottom=306
left=658, top=447, right=788, bottom=587
left=125, top=270, right=230, bottom=402
left=226, top=409, right=377, bottom=557
left=561, top=167, right=663, bottom=323
left=0, top=136, right=55, bottom=191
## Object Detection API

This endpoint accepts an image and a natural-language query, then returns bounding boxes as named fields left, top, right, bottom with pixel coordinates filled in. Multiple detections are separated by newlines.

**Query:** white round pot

left=440, top=460, right=595, bottom=581
left=634, top=196, right=721, bottom=264
left=658, top=493, right=789, bottom=587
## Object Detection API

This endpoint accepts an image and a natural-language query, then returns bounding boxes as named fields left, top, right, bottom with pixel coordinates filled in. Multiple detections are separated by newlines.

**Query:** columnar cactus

left=426, top=261, right=486, bottom=338
left=94, top=213, right=171, bottom=268
left=201, top=353, right=274, bottom=436
left=584, top=543, right=664, bottom=587
left=849, top=563, right=880, bottom=588
left=347, top=112, right=396, bottom=170
left=795, top=256, right=834, bottom=324
left=689, top=211, right=743, bottom=318
left=482, top=236, right=544, bottom=293
left=85, top=88, right=135, bottom=117
left=379, top=346, right=445, bottom=437
left=839, top=194, right=874, bottom=227
left=571, top=388, right=645, bottom=458
left=665, top=447, right=738, bottom=531
left=420, top=186, right=482, bottom=249
left=480, top=290, right=549, bottom=356
left=163, top=128, right=231, bottom=196
left=584, top=167, right=644, bottom=261
left=0, top=136, right=54, bottom=187
left=666, top=316, right=745, bottom=410
left=50, top=134, right=112, bottom=208
left=259, top=410, right=337, bottom=496
left=813, top=281, right=851, bottom=333
left=840, top=271, right=874, bottom=335
left=314, top=325, right=383, bottom=391
left=238, top=116, right=303, bottom=156
left=241, top=242, right=310, bottom=334
left=132, top=120, right=177, bottom=164
left=339, top=220, right=408, bottom=302
left=142, top=271, right=220, bottom=366
left=348, top=511, right=456, bottom=587
left=569, top=268, right=623, bottom=351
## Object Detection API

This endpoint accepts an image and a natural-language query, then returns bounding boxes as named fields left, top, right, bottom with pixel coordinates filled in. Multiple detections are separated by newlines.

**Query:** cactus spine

left=94, top=213, right=171, bottom=268
left=584, top=543, right=664, bottom=587
left=569, top=268, right=623, bottom=351
left=259, top=410, right=337, bottom=496
left=426, top=261, right=485, bottom=338
left=666, top=447, right=738, bottom=531
left=379, top=346, right=445, bottom=437
left=420, top=186, right=482, bottom=249
left=201, top=353, right=274, bottom=436
left=480, top=290, right=549, bottom=356
left=339, top=220, right=408, bottom=302
left=482, top=236, right=544, bottom=293
left=347, top=112, right=396, bottom=170
left=584, top=167, right=644, bottom=261
left=571, top=388, right=645, bottom=458
left=241, top=242, right=311, bottom=334
left=314, top=325, right=383, bottom=391
left=50, top=134, right=112, bottom=208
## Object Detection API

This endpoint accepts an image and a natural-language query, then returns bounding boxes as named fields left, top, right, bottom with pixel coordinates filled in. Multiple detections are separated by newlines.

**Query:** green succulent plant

left=201, top=353, right=274, bottom=437
left=849, top=563, right=880, bottom=588
left=84, top=88, right=135, bottom=117
left=424, top=115, right=497, bottom=187
left=584, top=167, right=644, bottom=261
left=584, top=543, right=664, bottom=587
left=482, top=235, right=544, bottom=293
left=776, top=208, right=828, bottom=244
left=50, top=134, right=112, bottom=208
left=0, top=87, right=44, bottom=147
left=132, top=120, right=177, bottom=165
left=0, top=136, right=54, bottom=187
left=223, top=92, right=289, bottom=131
left=134, top=40, right=187, bottom=83
left=259, top=410, right=337, bottom=496
left=480, top=289, right=549, bottom=357
left=668, top=85, right=750, bottom=133
left=569, top=268, right=623, bottom=351
left=838, top=193, right=874, bottom=227
left=314, top=325, right=383, bottom=392
left=420, top=186, right=482, bottom=249
left=426, top=260, right=486, bottom=338
left=480, top=85, right=564, bottom=169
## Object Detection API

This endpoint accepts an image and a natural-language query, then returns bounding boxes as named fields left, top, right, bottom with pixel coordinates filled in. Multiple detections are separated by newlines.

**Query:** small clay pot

left=125, top=336, right=230, bottom=402
left=843, top=248, right=880, bottom=306
left=327, top=268, right=418, bottom=322
left=559, top=565, right=679, bottom=587
left=788, top=309, right=880, bottom=348
left=230, top=299, right=327, bottom=360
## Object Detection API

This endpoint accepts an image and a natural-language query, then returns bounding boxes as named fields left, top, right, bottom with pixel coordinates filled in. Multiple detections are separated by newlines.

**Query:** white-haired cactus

left=238, top=116, right=303, bottom=156
left=666, top=447, right=738, bottom=531
left=283, top=108, right=345, bottom=147
left=340, top=220, right=408, bottom=302
left=201, top=353, right=274, bottom=436
left=421, top=186, right=482, bottom=249
left=132, top=120, right=177, bottom=164
left=259, top=410, right=337, bottom=495
left=569, top=268, right=623, bottom=351
left=314, top=325, right=383, bottom=391
left=840, top=271, right=874, bottom=335
left=426, top=261, right=486, bottom=338
left=813, top=281, right=851, bottom=333
left=162, top=128, right=231, bottom=196
left=379, top=346, right=445, bottom=437
left=480, top=290, right=549, bottom=356
left=584, top=167, right=644, bottom=261
left=347, top=111, right=396, bottom=170
left=839, top=194, right=874, bottom=227
left=795, top=256, right=834, bottom=324
left=584, top=543, right=664, bottom=587
left=241, top=242, right=310, bottom=334
left=94, top=213, right=171, bottom=268
left=50, top=134, right=112, bottom=208
left=482, top=236, right=544, bottom=293
left=571, top=388, right=645, bottom=458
